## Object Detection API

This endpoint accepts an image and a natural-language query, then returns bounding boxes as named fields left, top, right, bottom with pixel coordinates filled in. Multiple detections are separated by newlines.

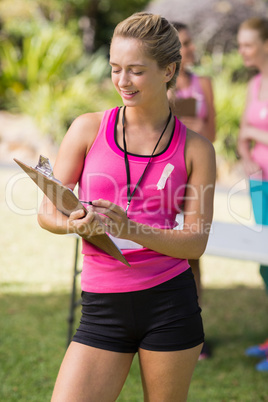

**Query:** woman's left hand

left=91, top=199, right=134, bottom=239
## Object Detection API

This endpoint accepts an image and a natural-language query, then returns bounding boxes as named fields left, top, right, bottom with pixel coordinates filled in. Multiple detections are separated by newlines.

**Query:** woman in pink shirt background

left=238, top=18, right=268, bottom=181
left=237, top=17, right=268, bottom=373
left=170, top=22, right=216, bottom=360
left=171, top=22, right=216, bottom=143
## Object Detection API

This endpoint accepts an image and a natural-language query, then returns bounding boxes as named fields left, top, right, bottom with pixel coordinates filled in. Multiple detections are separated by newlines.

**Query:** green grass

left=0, top=294, right=69, bottom=402
left=1, top=166, right=268, bottom=401
left=0, top=289, right=267, bottom=401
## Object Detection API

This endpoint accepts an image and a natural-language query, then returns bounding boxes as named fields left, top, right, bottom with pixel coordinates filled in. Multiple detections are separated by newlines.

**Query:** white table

left=70, top=221, right=268, bottom=266
left=205, top=221, right=268, bottom=265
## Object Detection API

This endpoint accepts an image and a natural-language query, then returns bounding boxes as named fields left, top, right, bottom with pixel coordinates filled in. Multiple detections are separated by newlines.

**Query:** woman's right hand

left=67, top=208, right=107, bottom=238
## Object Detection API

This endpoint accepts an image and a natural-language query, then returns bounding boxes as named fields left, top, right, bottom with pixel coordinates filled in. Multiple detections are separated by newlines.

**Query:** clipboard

left=172, top=97, right=196, bottom=118
left=14, top=156, right=130, bottom=266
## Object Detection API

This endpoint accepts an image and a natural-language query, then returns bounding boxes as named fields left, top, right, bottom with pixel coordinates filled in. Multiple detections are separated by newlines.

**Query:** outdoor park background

left=0, top=0, right=268, bottom=401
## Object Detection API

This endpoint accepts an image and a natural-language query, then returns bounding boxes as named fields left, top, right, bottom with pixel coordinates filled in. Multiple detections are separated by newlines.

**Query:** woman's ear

left=164, top=62, right=176, bottom=83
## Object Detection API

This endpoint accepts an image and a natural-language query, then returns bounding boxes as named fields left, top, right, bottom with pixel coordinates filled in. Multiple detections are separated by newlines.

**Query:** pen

left=80, top=200, right=93, bottom=205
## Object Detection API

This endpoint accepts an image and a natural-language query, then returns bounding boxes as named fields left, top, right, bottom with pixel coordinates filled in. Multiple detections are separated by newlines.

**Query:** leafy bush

left=0, top=26, right=82, bottom=93
left=0, top=0, right=151, bottom=52
left=213, top=52, right=248, bottom=162
left=214, top=72, right=247, bottom=162
left=0, top=15, right=251, bottom=161
left=0, top=25, right=121, bottom=142
left=194, top=51, right=248, bottom=162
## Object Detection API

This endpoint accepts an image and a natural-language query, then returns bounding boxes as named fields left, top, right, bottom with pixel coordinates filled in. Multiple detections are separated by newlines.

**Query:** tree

left=0, top=0, right=151, bottom=52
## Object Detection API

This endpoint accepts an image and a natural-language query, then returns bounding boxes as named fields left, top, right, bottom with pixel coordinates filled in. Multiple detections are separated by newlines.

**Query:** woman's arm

left=240, top=125, right=268, bottom=145
left=237, top=80, right=261, bottom=175
left=198, top=76, right=216, bottom=142
left=92, top=130, right=216, bottom=260
left=37, top=112, right=104, bottom=236
left=178, top=77, right=216, bottom=142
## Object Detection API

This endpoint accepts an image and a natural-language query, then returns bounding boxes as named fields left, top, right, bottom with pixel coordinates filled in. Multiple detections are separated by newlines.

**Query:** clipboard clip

left=34, top=155, right=61, bottom=184
left=35, top=155, right=54, bottom=178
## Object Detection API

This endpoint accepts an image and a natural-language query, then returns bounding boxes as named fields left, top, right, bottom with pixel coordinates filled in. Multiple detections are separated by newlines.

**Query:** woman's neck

left=259, top=64, right=268, bottom=78
left=118, top=104, right=174, bottom=155
left=122, top=104, right=171, bottom=132
left=256, top=55, right=268, bottom=76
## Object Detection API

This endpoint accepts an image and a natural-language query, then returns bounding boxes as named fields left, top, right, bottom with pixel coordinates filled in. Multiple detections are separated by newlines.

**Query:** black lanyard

left=122, top=106, right=172, bottom=215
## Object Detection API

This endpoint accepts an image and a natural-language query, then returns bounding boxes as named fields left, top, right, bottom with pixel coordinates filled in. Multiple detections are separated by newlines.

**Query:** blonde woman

left=38, top=13, right=215, bottom=400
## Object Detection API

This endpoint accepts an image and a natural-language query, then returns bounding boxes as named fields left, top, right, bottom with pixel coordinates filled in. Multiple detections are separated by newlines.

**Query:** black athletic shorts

left=72, top=268, right=204, bottom=353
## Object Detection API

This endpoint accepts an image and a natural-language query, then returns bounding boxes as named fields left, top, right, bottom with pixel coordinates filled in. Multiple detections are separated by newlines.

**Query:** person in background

left=38, top=12, right=216, bottom=400
left=169, top=21, right=216, bottom=360
left=237, top=17, right=268, bottom=373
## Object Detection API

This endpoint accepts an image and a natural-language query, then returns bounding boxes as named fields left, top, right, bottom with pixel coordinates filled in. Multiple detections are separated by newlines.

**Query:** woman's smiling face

left=237, top=28, right=267, bottom=69
left=178, top=28, right=195, bottom=69
left=109, top=36, right=170, bottom=107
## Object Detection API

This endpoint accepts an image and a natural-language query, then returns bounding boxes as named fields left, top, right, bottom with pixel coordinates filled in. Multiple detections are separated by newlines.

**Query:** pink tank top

left=78, top=107, right=190, bottom=293
left=175, top=73, right=208, bottom=120
left=246, top=74, right=268, bottom=180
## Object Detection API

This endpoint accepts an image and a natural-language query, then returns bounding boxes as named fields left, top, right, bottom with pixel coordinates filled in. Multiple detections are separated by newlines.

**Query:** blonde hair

left=239, top=18, right=268, bottom=42
left=111, top=12, right=181, bottom=90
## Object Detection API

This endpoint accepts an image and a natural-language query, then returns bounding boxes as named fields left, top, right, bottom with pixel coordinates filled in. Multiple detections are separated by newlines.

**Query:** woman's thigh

left=51, top=342, right=135, bottom=402
left=138, top=344, right=202, bottom=402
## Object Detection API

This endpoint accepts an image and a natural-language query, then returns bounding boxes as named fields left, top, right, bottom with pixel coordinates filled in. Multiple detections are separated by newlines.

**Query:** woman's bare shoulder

left=70, top=111, right=104, bottom=138
left=52, top=111, right=107, bottom=187
left=185, top=128, right=215, bottom=167
left=63, top=111, right=105, bottom=154
left=184, top=128, right=216, bottom=186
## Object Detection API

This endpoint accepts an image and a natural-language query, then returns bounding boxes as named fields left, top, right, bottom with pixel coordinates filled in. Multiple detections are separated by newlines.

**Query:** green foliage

left=194, top=51, right=249, bottom=162
left=0, top=0, right=150, bottom=142
left=0, top=26, right=121, bottom=142
left=214, top=73, right=247, bottom=162
left=0, top=26, right=82, bottom=91
left=213, top=52, right=248, bottom=162
left=14, top=50, right=120, bottom=142
left=91, top=0, right=152, bottom=50
left=0, top=0, right=253, bottom=160
left=0, top=0, right=151, bottom=51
